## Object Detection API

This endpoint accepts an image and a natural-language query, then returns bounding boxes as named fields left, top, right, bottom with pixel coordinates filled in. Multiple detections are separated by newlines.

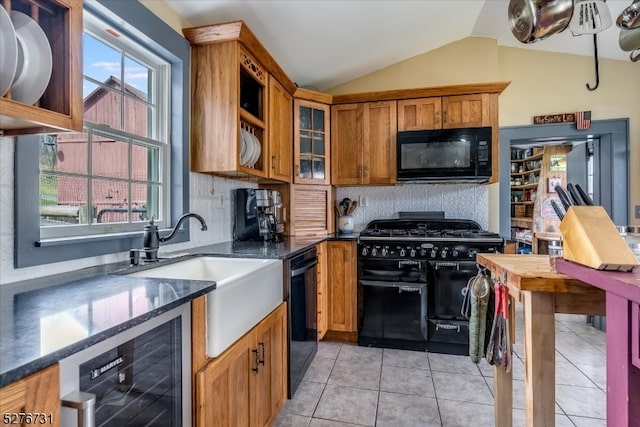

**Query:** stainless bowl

left=619, top=26, right=640, bottom=51
left=509, top=0, right=574, bottom=43
left=617, top=0, right=640, bottom=29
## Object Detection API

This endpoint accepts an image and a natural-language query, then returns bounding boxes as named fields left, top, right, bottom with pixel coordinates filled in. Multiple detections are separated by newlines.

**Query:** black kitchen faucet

left=130, top=212, right=208, bottom=264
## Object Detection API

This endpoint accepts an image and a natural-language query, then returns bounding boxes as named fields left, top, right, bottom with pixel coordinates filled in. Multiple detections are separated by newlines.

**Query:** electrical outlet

left=359, top=195, right=368, bottom=207
left=635, top=205, right=640, bottom=219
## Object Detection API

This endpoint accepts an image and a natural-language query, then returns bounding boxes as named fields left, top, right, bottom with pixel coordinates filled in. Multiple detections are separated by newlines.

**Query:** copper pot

left=508, top=0, right=575, bottom=43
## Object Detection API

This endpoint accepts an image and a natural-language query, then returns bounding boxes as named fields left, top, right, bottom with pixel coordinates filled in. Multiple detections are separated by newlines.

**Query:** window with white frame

left=38, top=11, right=170, bottom=239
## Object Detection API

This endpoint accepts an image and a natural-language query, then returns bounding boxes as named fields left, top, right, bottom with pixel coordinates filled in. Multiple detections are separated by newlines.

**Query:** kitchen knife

left=567, top=183, right=582, bottom=206
left=555, top=186, right=573, bottom=211
left=551, top=199, right=565, bottom=220
left=574, top=184, right=594, bottom=205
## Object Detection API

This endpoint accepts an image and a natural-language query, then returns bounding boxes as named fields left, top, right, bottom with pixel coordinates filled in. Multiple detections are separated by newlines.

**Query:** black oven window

left=400, top=139, right=471, bottom=169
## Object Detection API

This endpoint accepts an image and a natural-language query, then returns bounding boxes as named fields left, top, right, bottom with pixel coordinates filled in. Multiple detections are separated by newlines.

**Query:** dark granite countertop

left=178, top=234, right=355, bottom=258
left=0, top=235, right=353, bottom=387
left=183, top=237, right=327, bottom=259
left=0, top=271, right=215, bottom=387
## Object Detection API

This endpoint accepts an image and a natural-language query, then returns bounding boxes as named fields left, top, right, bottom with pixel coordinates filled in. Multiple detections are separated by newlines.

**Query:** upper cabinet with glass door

left=0, top=0, right=83, bottom=136
left=293, top=99, right=330, bottom=185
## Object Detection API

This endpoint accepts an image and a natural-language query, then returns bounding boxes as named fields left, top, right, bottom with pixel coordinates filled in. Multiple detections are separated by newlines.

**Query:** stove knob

left=410, top=249, right=416, bottom=257
left=361, top=246, right=369, bottom=256
left=399, top=248, right=406, bottom=257
left=441, top=249, right=448, bottom=258
left=452, top=249, right=459, bottom=258
left=371, top=247, right=378, bottom=257
left=420, top=249, right=427, bottom=257
left=382, top=246, right=389, bottom=257
left=430, top=249, right=437, bottom=258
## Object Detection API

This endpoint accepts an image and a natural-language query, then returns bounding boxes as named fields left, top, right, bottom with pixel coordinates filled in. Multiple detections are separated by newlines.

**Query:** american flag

left=576, top=111, right=591, bottom=130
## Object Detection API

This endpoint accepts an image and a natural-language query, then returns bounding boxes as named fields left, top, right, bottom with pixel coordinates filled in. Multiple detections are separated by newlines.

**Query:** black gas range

left=359, top=218, right=503, bottom=260
left=357, top=217, right=503, bottom=354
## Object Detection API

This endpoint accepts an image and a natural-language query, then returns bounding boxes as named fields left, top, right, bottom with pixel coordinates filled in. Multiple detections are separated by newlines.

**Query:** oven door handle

left=290, top=259, right=318, bottom=277
left=434, top=262, right=459, bottom=270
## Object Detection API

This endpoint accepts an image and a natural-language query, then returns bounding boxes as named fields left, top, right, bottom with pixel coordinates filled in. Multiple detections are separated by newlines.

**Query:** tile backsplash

left=0, top=137, right=254, bottom=285
left=335, top=183, right=489, bottom=231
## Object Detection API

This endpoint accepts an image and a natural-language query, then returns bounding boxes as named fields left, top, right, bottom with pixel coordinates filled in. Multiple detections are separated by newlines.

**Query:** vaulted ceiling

left=166, top=0, right=634, bottom=90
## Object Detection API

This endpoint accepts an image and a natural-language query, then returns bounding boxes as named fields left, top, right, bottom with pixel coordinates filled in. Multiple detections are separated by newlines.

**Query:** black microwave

left=396, top=127, right=492, bottom=183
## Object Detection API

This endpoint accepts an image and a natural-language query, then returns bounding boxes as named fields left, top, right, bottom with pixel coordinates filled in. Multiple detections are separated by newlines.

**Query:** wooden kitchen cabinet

left=331, top=101, right=397, bottom=186
left=253, top=303, right=287, bottom=427
left=268, top=76, right=293, bottom=182
left=326, top=240, right=357, bottom=335
left=397, top=97, right=441, bottom=131
left=288, top=184, right=333, bottom=236
left=0, top=364, right=60, bottom=426
left=186, top=37, right=268, bottom=179
left=195, top=329, right=253, bottom=427
left=0, top=0, right=83, bottom=136
left=184, top=21, right=296, bottom=182
left=293, top=99, right=331, bottom=185
left=316, top=241, right=328, bottom=340
left=397, top=94, right=491, bottom=131
left=194, top=303, right=287, bottom=427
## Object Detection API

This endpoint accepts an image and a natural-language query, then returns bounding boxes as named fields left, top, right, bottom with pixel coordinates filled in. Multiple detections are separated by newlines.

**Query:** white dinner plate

left=10, top=11, right=53, bottom=105
left=244, top=130, right=256, bottom=167
left=249, top=132, right=261, bottom=167
left=239, top=129, right=248, bottom=165
left=0, top=7, right=18, bottom=97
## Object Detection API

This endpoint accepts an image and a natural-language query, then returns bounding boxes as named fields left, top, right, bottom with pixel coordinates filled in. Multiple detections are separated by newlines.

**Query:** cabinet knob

left=272, top=155, right=276, bottom=170
left=295, top=165, right=300, bottom=176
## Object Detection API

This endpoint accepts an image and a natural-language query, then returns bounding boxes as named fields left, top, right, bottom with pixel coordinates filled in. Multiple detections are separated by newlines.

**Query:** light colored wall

left=330, top=37, right=501, bottom=94
left=329, top=37, right=640, bottom=231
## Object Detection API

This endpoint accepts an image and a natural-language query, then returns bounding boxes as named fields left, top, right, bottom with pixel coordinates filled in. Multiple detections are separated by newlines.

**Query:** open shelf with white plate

left=0, top=0, right=82, bottom=136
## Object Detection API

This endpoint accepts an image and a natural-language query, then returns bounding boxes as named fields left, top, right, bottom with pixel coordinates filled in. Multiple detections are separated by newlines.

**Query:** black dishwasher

left=286, top=247, right=318, bottom=398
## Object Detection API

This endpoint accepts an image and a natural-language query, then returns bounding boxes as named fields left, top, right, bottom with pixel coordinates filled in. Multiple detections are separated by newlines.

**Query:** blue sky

left=83, top=33, right=149, bottom=98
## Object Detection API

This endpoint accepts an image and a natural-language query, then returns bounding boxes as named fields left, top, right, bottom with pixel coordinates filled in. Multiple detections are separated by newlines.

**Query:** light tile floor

left=275, top=312, right=606, bottom=427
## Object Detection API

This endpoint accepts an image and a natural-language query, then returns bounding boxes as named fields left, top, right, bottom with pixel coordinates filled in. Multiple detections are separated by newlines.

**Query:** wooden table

left=476, top=254, right=606, bottom=427
left=555, top=258, right=640, bottom=427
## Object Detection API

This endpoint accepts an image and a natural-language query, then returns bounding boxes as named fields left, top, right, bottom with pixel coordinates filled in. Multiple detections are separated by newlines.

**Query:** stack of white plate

left=239, top=128, right=261, bottom=168
left=0, top=9, right=53, bottom=104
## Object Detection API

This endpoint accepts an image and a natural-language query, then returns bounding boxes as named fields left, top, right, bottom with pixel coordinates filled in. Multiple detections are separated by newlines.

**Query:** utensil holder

left=337, top=215, right=354, bottom=235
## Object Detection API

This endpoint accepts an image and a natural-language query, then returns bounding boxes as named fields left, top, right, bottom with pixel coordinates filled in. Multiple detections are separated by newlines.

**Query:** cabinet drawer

left=633, top=302, right=639, bottom=370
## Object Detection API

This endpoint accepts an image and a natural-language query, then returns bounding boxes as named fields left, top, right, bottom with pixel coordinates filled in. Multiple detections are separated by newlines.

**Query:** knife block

left=559, top=206, right=639, bottom=271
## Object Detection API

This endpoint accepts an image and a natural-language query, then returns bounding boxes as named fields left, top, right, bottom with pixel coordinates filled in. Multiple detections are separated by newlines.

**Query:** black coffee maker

left=234, top=188, right=284, bottom=242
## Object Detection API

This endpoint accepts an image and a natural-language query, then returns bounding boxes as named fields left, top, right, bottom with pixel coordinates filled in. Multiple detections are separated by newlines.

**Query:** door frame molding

left=499, top=119, right=630, bottom=238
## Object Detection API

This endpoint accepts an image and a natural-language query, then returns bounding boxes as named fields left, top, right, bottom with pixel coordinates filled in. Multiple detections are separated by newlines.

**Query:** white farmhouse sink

left=128, top=256, right=283, bottom=357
